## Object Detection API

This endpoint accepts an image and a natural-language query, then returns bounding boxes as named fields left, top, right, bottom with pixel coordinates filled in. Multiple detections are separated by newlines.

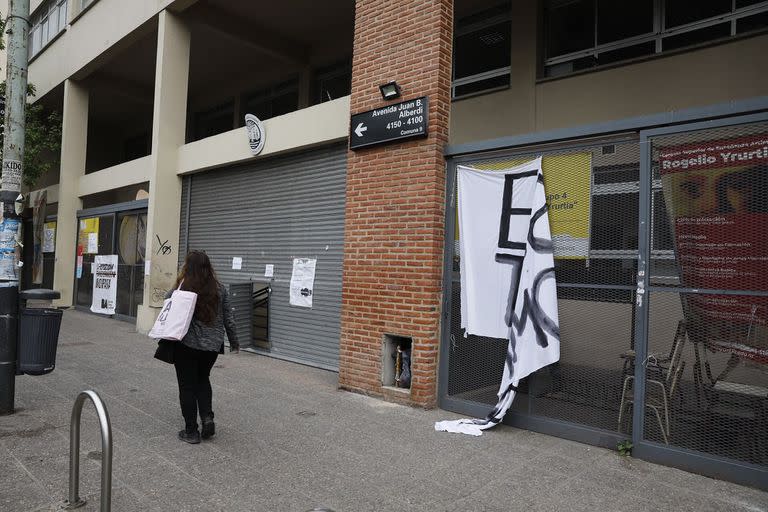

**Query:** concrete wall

left=28, top=0, right=191, bottom=98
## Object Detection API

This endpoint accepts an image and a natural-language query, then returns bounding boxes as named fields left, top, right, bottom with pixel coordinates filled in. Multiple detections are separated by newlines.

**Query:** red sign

left=659, top=134, right=768, bottom=363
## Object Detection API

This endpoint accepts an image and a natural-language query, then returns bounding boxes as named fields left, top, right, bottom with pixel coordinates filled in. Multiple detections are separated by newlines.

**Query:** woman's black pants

left=173, top=343, right=218, bottom=431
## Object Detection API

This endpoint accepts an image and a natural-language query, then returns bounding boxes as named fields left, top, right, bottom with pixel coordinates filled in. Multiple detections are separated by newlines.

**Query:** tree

left=0, top=14, right=63, bottom=189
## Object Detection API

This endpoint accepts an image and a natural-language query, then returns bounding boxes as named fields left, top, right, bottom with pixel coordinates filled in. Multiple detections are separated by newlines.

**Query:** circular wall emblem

left=244, top=113, right=266, bottom=156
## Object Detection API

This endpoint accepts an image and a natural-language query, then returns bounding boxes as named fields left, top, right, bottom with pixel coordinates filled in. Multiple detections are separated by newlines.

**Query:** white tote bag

left=148, top=282, right=198, bottom=341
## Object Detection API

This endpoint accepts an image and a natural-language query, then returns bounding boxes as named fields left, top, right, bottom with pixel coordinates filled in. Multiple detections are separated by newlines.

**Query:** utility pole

left=0, top=0, right=30, bottom=415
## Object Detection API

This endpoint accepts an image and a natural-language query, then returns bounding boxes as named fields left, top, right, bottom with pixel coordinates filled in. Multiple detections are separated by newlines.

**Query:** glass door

left=116, top=212, right=147, bottom=319
left=75, top=214, right=115, bottom=309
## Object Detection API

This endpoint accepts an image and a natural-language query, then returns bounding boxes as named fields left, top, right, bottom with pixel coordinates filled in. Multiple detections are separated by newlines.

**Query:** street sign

left=349, top=96, right=428, bottom=150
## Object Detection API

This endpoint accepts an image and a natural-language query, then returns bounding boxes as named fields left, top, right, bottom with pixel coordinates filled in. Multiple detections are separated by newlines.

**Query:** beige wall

left=178, top=96, right=349, bottom=175
left=28, top=0, right=191, bottom=99
left=450, top=0, right=768, bottom=145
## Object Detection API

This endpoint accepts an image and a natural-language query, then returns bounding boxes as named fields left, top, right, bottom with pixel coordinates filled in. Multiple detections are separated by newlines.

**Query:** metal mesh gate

left=442, top=117, right=768, bottom=483
left=445, top=138, right=641, bottom=433
left=644, top=121, right=768, bottom=465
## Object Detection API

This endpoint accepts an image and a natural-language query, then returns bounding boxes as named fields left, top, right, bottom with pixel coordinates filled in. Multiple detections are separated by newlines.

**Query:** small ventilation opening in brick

left=382, top=334, right=412, bottom=389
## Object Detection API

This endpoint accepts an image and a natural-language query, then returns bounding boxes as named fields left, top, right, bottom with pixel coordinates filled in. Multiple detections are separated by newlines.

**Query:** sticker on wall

left=264, top=264, right=274, bottom=278
left=43, top=221, right=57, bottom=253
left=0, top=250, right=17, bottom=280
left=1, top=160, right=23, bottom=192
left=289, top=258, right=316, bottom=308
left=245, top=114, right=266, bottom=156
left=78, top=218, right=99, bottom=254
left=87, top=232, right=99, bottom=254
left=232, top=257, right=243, bottom=270
left=91, top=255, right=118, bottom=315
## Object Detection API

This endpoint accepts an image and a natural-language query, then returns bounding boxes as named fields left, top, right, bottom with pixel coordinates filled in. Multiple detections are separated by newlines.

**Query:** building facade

left=18, top=0, right=768, bottom=488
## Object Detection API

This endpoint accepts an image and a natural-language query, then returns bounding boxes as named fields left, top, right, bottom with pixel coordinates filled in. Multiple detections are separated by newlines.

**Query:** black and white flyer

left=289, top=258, right=316, bottom=308
left=91, top=255, right=118, bottom=315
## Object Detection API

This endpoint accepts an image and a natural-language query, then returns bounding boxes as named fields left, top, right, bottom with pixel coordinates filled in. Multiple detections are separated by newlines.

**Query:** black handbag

left=154, top=339, right=175, bottom=364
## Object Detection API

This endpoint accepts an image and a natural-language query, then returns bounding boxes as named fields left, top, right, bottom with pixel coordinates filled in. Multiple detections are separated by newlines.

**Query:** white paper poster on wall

left=91, top=255, right=118, bottom=315
left=289, top=258, right=316, bottom=308
left=87, top=232, right=99, bottom=254
left=43, top=221, right=57, bottom=253
left=232, top=257, right=243, bottom=270
left=264, top=264, right=274, bottom=278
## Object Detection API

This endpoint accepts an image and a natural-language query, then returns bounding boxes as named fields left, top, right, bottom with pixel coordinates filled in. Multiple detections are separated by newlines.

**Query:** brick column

left=339, top=0, right=453, bottom=407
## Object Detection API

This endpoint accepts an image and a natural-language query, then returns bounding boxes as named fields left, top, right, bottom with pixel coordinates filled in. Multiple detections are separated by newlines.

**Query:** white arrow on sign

left=354, top=122, right=368, bottom=137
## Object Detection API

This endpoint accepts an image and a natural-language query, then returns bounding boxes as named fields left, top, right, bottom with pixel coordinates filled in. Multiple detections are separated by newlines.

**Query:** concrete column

left=53, top=79, right=88, bottom=307
left=136, top=10, right=190, bottom=332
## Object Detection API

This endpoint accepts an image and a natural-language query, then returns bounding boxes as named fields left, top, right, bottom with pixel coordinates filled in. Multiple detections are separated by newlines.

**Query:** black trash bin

left=18, top=289, right=62, bottom=376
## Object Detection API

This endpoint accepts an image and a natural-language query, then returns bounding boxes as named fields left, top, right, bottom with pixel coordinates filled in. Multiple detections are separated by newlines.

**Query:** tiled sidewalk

left=1, top=310, right=766, bottom=511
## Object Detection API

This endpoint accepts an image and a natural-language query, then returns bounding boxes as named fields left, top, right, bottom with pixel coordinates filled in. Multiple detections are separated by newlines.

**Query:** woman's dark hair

left=175, top=250, right=220, bottom=325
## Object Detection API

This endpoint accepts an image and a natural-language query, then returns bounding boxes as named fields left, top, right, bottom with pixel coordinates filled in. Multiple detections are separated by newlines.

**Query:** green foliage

left=617, top=440, right=633, bottom=457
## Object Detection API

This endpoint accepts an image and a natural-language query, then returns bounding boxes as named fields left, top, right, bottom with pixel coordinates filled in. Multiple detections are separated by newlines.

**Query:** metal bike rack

left=61, top=390, right=113, bottom=511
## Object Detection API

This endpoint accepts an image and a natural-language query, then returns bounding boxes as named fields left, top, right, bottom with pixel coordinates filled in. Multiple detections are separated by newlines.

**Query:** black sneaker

left=201, top=417, right=215, bottom=439
left=178, top=429, right=201, bottom=444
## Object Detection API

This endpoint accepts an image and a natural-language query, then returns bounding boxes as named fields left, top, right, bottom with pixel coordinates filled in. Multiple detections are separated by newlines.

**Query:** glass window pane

left=736, top=11, right=768, bottom=33
left=41, top=18, right=49, bottom=45
left=545, top=0, right=595, bottom=58
left=316, top=73, right=350, bottom=103
left=453, top=74, right=510, bottom=98
left=544, top=55, right=597, bottom=77
left=271, top=91, right=299, bottom=117
left=31, top=28, right=41, bottom=55
left=454, top=22, right=511, bottom=79
left=59, top=2, right=68, bottom=31
left=665, top=0, right=731, bottom=28
left=597, top=41, right=656, bottom=66
left=597, top=0, right=653, bottom=44
left=663, top=23, right=731, bottom=51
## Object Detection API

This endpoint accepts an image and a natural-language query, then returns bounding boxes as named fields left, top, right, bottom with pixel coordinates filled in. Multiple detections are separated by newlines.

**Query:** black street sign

left=349, top=96, right=428, bottom=150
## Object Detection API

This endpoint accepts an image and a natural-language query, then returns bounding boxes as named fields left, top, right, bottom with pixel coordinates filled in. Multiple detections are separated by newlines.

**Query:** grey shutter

left=227, top=282, right=253, bottom=347
left=181, top=144, right=346, bottom=371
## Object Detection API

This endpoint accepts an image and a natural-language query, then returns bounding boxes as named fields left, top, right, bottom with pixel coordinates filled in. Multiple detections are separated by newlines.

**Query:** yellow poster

left=457, top=153, right=592, bottom=259
left=78, top=217, right=100, bottom=254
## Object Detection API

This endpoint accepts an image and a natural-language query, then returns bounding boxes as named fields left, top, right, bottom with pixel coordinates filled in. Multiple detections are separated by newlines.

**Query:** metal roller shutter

left=181, top=144, right=346, bottom=371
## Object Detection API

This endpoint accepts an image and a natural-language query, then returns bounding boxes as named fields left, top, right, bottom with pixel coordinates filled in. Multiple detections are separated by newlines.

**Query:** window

left=453, top=4, right=511, bottom=98
left=312, top=62, right=351, bottom=104
left=543, top=0, right=768, bottom=77
left=191, top=101, right=235, bottom=142
left=241, top=78, right=299, bottom=121
left=28, top=0, right=67, bottom=59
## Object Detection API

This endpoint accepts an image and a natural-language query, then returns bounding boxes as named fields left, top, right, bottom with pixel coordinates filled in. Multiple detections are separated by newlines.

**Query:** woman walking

left=169, top=250, right=239, bottom=444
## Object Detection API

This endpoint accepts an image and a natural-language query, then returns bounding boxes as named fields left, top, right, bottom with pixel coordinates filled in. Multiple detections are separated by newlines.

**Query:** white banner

left=436, top=158, right=561, bottom=436
left=289, top=258, right=316, bottom=308
left=91, top=255, right=118, bottom=315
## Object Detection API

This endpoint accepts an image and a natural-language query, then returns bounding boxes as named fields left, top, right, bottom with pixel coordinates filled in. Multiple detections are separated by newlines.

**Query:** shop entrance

left=74, top=201, right=147, bottom=321
left=440, top=114, right=768, bottom=489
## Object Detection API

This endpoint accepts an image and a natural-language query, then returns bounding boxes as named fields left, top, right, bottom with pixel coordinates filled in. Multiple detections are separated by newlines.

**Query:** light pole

left=0, top=0, right=30, bottom=414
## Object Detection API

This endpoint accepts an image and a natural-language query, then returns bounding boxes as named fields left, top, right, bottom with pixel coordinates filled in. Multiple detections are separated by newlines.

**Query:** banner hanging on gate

left=91, top=254, right=118, bottom=315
